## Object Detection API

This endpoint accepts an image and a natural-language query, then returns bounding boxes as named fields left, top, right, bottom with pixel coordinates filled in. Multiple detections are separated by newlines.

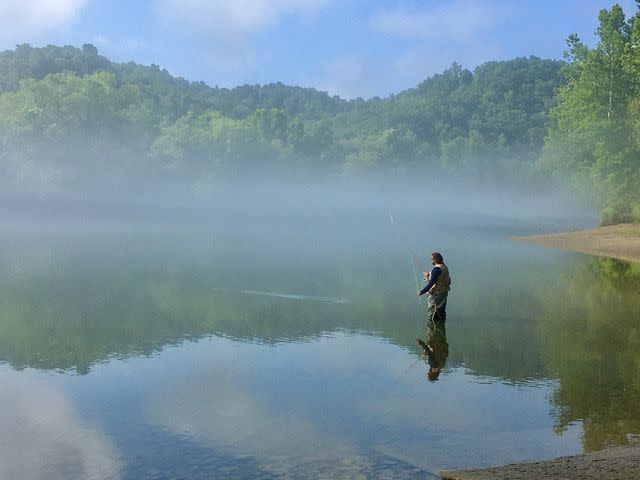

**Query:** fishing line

left=388, top=213, right=425, bottom=307
left=401, top=354, right=424, bottom=375
left=392, top=351, right=427, bottom=385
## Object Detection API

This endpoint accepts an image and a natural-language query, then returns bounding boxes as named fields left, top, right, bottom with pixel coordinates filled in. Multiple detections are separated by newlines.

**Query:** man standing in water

left=417, top=252, right=451, bottom=322
left=417, top=252, right=451, bottom=381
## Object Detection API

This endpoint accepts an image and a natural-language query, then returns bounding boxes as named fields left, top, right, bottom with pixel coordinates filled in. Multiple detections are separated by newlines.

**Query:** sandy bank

left=512, top=223, right=640, bottom=264
left=439, top=445, right=640, bottom=480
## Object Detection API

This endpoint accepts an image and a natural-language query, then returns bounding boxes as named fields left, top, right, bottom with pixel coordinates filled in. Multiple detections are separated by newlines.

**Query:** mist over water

left=1, top=173, right=594, bottom=231
left=4, top=173, right=637, bottom=479
left=2, top=6, right=639, bottom=475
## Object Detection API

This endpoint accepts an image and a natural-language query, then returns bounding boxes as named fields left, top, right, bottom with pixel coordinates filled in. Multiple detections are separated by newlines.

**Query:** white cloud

left=143, top=333, right=579, bottom=473
left=147, top=371, right=353, bottom=460
left=0, top=370, right=122, bottom=480
left=145, top=338, right=358, bottom=475
left=370, top=0, right=509, bottom=41
left=316, top=1, right=513, bottom=98
left=391, top=39, right=504, bottom=82
left=315, top=38, right=504, bottom=100
left=90, top=35, right=149, bottom=59
left=155, top=0, right=331, bottom=41
left=154, top=0, right=333, bottom=78
left=0, top=0, right=86, bottom=48
left=317, top=57, right=368, bottom=99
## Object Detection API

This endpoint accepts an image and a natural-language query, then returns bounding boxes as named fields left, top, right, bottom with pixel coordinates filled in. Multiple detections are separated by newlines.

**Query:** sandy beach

left=512, top=223, right=640, bottom=264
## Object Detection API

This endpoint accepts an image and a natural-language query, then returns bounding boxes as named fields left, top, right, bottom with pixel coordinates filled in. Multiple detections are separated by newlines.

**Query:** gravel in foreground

left=439, top=446, right=640, bottom=480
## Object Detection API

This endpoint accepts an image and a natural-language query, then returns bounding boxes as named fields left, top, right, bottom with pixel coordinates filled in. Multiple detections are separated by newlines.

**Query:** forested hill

left=0, top=43, right=564, bottom=194
left=333, top=58, right=562, bottom=178
left=0, top=44, right=350, bottom=120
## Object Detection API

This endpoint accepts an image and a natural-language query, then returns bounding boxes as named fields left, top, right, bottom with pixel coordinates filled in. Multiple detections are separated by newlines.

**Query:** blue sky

left=0, top=0, right=637, bottom=98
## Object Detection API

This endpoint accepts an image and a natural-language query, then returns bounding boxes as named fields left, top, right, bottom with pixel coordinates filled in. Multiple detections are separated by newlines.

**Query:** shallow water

left=1, top=209, right=639, bottom=479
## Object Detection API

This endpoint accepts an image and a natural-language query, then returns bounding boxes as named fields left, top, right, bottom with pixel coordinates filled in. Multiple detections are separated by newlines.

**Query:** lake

left=1, top=200, right=639, bottom=479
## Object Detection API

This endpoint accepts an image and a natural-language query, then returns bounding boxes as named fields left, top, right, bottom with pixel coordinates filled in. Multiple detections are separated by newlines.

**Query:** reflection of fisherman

left=417, top=319, right=449, bottom=381
left=416, top=252, right=451, bottom=322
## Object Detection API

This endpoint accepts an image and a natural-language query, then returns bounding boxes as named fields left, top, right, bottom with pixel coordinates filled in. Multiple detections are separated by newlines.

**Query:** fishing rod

left=388, top=213, right=425, bottom=307
left=387, top=213, right=443, bottom=328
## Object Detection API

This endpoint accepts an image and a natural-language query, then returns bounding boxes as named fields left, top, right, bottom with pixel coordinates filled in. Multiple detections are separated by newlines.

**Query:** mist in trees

left=0, top=3, right=638, bottom=224
left=0, top=43, right=563, bottom=199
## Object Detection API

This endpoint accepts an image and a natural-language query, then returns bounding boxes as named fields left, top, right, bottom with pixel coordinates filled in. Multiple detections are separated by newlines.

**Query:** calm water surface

left=1, top=209, right=639, bottom=479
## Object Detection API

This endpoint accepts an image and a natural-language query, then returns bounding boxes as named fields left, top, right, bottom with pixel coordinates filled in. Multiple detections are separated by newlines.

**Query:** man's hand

left=417, top=290, right=422, bottom=296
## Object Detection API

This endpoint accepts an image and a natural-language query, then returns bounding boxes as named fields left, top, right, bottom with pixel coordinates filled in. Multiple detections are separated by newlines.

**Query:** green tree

left=541, top=4, right=640, bottom=224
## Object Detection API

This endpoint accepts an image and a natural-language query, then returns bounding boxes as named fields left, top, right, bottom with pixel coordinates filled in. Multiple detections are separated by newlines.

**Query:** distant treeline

left=0, top=2, right=638, bottom=223
left=0, top=44, right=562, bottom=188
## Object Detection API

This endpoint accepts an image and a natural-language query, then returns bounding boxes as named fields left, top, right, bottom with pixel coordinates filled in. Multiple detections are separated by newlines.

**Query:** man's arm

left=418, top=266, right=441, bottom=296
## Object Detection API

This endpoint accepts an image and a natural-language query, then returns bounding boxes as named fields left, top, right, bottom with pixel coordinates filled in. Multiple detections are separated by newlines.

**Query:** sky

left=0, top=0, right=637, bottom=99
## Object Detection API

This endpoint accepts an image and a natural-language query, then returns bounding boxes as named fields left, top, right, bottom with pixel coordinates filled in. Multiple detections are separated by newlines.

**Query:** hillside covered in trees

left=0, top=2, right=638, bottom=223
left=0, top=44, right=562, bottom=189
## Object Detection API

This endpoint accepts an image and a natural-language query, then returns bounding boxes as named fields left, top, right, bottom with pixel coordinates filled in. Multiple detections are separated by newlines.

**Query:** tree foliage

left=0, top=43, right=564, bottom=193
left=541, top=3, right=640, bottom=224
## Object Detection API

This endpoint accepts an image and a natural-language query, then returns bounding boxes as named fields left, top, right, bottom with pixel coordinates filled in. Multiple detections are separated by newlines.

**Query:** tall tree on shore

left=542, top=3, right=640, bottom=224
left=597, top=5, right=631, bottom=120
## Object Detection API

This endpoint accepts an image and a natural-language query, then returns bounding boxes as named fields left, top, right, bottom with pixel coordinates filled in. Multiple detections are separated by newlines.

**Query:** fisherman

left=417, top=252, right=451, bottom=322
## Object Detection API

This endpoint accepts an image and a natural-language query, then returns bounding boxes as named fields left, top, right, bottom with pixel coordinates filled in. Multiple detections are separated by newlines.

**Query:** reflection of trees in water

left=3, top=236, right=639, bottom=454
left=0, top=239, right=420, bottom=373
left=538, top=258, right=640, bottom=452
left=448, top=267, right=548, bottom=382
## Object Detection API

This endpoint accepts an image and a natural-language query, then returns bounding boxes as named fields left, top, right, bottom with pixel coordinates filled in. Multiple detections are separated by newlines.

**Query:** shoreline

left=512, top=223, right=640, bottom=264
left=439, top=445, right=640, bottom=480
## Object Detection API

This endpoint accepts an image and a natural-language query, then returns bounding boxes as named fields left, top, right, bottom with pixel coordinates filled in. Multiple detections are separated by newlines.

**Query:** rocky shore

left=439, top=445, right=640, bottom=479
